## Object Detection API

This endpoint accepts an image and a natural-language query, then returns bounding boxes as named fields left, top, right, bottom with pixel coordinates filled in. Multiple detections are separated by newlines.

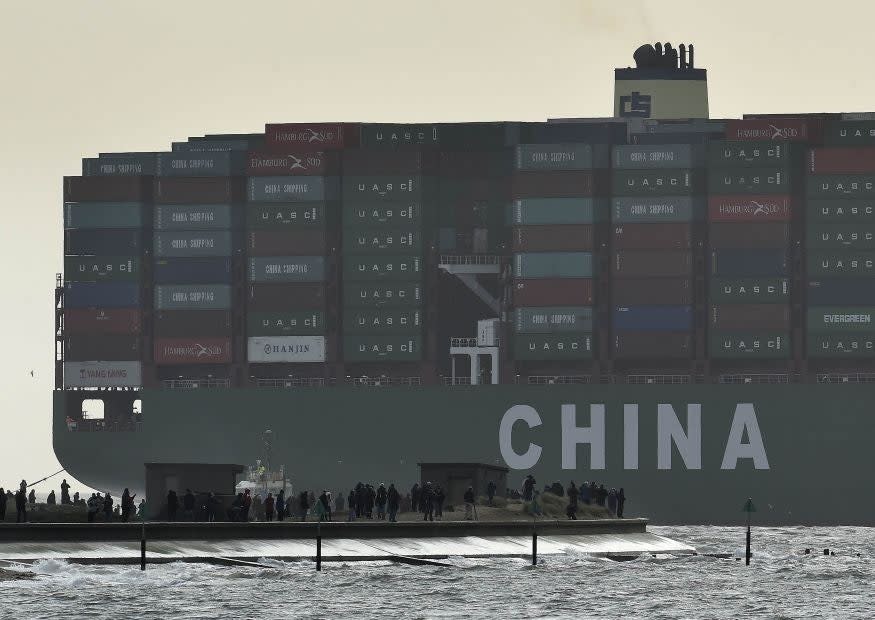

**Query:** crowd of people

left=520, top=474, right=627, bottom=519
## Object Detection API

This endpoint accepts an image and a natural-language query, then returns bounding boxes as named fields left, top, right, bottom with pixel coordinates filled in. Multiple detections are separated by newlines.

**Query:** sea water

left=1, top=527, right=872, bottom=619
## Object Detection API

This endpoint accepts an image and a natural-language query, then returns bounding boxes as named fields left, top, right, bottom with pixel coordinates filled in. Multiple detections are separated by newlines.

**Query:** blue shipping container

left=612, top=305, right=693, bottom=331
left=807, top=279, right=875, bottom=305
left=64, top=282, right=140, bottom=308
left=153, top=258, right=233, bottom=284
left=712, top=249, right=789, bottom=277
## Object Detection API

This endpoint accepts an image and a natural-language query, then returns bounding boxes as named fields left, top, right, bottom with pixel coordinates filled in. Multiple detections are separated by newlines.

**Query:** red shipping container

left=264, top=123, right=357, bottom=151
left=709, top=222, right=789, bottom=249
left=154, top=338, right=232, bottom=364
left=64, top=335, right=140, bottom=361
left=708, top=195, right=792, bottom=222
left=248, top=230, right=327, bottom=256
left=246, top=151, right=336, bottom=176
left=513, top=279, right=594, bottom=306
left=343, top=150, right=432, bottom=175
left=154, top=178, right=243, bottom=204
left=64, top=308, right=142, bottom=335
left=440, top=151, right=512, bottom=178
left=613, top=223, right=691, bottom=250
left=247, top=283, right=327, bottom=311
left=613, top=331, right=692, bottom=358
left=512, top=225, right=594, bottom=252
left=710, top=304, right=790, bottom=330
left=154, top=311, right=233, bottom=338
left=511, top=171, right=599, bottom=198
left=611, top=278, right=692, bottom=305
left=64, top=176, right=150, bottom=202
left=725, top=119, right=814, bottom=142
left=808, top=147, right=875, bottom=174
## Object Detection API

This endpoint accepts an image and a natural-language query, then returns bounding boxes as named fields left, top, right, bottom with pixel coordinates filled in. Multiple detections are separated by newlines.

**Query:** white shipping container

left=248, top=336, right=326, bottom=363
left=64, top=361, right=142, bottom=388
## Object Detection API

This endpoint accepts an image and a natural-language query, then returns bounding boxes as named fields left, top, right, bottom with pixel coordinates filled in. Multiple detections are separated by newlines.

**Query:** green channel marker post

left=743, top=498, right=756, bottom=566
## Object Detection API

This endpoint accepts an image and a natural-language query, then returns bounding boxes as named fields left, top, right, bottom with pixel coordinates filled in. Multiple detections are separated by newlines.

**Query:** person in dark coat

left=183, top=489, right=196, bottom=521
left=410, top=483, right=420, bottom=513
left=0, top=487, right=6, bottom=522
left=365, top=485, right=375, bottom=519
left=167, top=490, right=178, bottom=521
left=242, top=490, right=252, bottom=521
left=121, top=488, right=136, bottom=522
left=607, top=489, right=618, bottom=517
left=522, top=475, right=535, bottom=501
left=103, top=493, right=114, bottom=522
left=596, top=484, right=608, bottom=507
left=15, top=486, right=27, bottom=523
left=617, top=488, right=627, bottom=519
left=580, top=481, right=591, bottom=505
left=47, top=490, right=56, bottom=505
left=387, top=484, right=400, bottom=523
left=567, top=482, right=579, bottom=508
left=60, top=479, right=71, bottom=505
left=420, top=482, right=434, bottom=522
left=28, top=489, right=36, bottom=505
left=229, top=493, right=244, bottom=522
left=298, top=491, right=309, bottom=521
left=434, top=485, right=445, bottom=520
left=486, top=481, right=496, bottom=506
left=463, top=486, right=476, bottom=520
left=276, top=490, right=285, bottom=521
left=347, top=489, right=357, bottom=520
left=375, top=484, right=388, bottom=520
left=264, top=493, right=275, bottom=522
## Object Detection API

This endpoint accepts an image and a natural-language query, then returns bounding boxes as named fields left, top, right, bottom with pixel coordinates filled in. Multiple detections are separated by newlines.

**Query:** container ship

left=54, top=46, right=875, bottom=524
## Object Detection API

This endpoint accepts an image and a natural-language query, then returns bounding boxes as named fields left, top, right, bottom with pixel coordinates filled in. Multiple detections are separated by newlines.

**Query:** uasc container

left=247, top=204, right=328, bottom=229
left=806, top=252, right=875, bottom=276
left=64, top=256, right=140, bottom=282
left=806, top=224, right=875, bottom=249
left=343, top=309, right=422, bottom=333
left=707, top=169, right=788, bottom=194
left=513, top=252, right=593, bottom=278
left=343, top=256, right=422, bottom=281
left=513, top=334, right=593, bottom=360
left=612, top=170, right=695, bottom=196
left=343, top=202, right=421, bottom=228
left=807, top=335, right=875, bottom=357
left=512, top=279, right=593, bottom=307
left=154, top=338, right=232, bottom=364
left=342, top=229, right=422, bottom=254
left=343, top=335, right=421, bottom=362
left=807, top=199, right=875, bottom=221
left=247, top=311, right=326, bottom=336
left=806, top=176, right=875, bottom=199
left=64, top=202, right=143, bottom=229
left=709, top=332, right=790, bottom=358
left=613, top=250, right=692, bottom=278
left=343, top=282, right=423, bottom=308
left=823, top=120, right=875, bottom=146
left=706, top=141, right=791, bottom=167
left=709, top=278, right=789, bottom=304
left=360, top=124, right=440, bottom=149
left=343, top=176, right=423, bottom=202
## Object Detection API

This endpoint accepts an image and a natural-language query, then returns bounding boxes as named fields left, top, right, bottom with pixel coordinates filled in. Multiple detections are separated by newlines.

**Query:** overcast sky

left=0, top=0, right=871, bottom=496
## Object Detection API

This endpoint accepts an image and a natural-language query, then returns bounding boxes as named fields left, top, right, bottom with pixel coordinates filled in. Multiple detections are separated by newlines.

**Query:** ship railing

left=255, top=377, right=330, bottom=388
left=443, top=377, right=473, bottom=386
left=439, top=255, right=502, bottom=266
left=527, top=375, right=592, bottom=385
left=162, top=378, right=231, bottom=389
left=626, top=374, right=691, bottom=385
left=345, top=376, right=421, bottom=387
left=450, top=337, right=500, bottom=348
left=719, top=374, right=791, bottom=385
left=816, top=372, right=875, bottom=384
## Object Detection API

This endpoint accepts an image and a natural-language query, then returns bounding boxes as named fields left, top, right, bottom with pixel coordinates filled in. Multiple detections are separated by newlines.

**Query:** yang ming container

left=248, top=256, right=326, bottom=282
left=249, top=230, right=328, bottom=256
left=154, top=204, right=233, bottom=230
left=343, top=335, right=421, bottom=362
left=709, top=278, right=789, bottom=304
left=64, top=308, right=142, bottom=335
left=513, top=334, right=593, bottom=360
left=513, top=252, right=593, bottom=278
left=511, top=226, right=594, bottom=252
left=63, top=361, right=142, bottom=388
left=613, top=332, right=692, bottom=358
left=64, top=256, right=140, bottom=282
left=612, top=144, right=703, bottom=169
left=247, top=204, right=328, bottom=229
left=248, top=283, right=328, bottom=311
left=611, top=278, right=692, bottom=305
left=515, top=306, right=593, bottom=333
left=65, top=229, right=142, bottom=255
left=707, top=196, right=791, bottom=221
left=706, top=141, right=792, bottom=167
left=611, top=196, right=696, bottom=223
left=154, top=232, right=233, bottom=257
left=710, top=304, right=790, bottom=330
left=612, top=223, right=691, bottom=250
left=512, top=279, right=593, bottom=307
left=612, top=306, right=692, bottom=331
left=711, top=249, right=788, bottom=277
left=806, top=176, right=875, bottom=199
left=613, top=250, right=692, bottom=277
left=707, top=169, right=788, bottom=194
left=510, top=198, right=600, bottom=225
left=343, top=282, right=423, bottom=308
left=64, top=282, right=140, bottom=308
left=708, top=332, right=790, bottom=358
left=342, top=230, right=422, bottom=254
left=154, top=284, right=232, bottom=310
left=153, top=258, right=232, bottom=284
left=64, top=203, right=143, bottom=229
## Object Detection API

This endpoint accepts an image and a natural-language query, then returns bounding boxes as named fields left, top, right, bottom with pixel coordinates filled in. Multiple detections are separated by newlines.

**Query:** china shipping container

left=611, top=278, right=692, bottom=305
left=153, top=204, right=234, bottom=230
left=247, top=203, right=328, bottom=229
left=806, top=199, right=875, bottom=221
left=706, top=141, right=792, bottom=167
left=806, top=252, right=875, bottom=277
left=64, top=308, right=142, bottom=335
left=342, top=229, right=422, bottom=254
left=710, top=304, right=790, bottom=330
left=153, top=310, right=233, bottom=337
left=806, top=224, right=875, bottom=249
left=64, top=335, right=140, bottom=361
left=611, top=196, right=697, bottom=223
left=154, top=338, right=233, bottom=364
left=511, top=171, right=599, bottom=198
left=82, top=154, right=157, bottom=176
left=612, top=223, right=691, bottom=250
left=509, top=197, right=602, bottom=225
left=247, top=311, right=326, bottom=336
left=513, top=252, right=593, bottom=278
left=64, top=256, right=140, bottom=282
left=360, top=124, right=441, bottom=149
left=513, top=334, right=594, bottom=360
left=248, top=256, right=326, bottom=282
left=154, top=284, right=232, bottom=310
left=709, top=223, right=790, bottom=249
left=515, top=144, right=607, bottom=171
left=64, top=282, right=140, bottom=308
left=343, top=255, right=422, bottom=281
left=64, top=176, right=150, bottom=202
left=342, top=282, right=423, bottom=308
left=156, top=151, right=245, bottom=177
left=342, top=202, right=421, bottom=228
left=707, top=169, right=788, bottom=194
left=708, top=332, right=791, bottom=358
left=613, top=250, right=692, bottom=277
left=342, top=149, right=428, bottom=175
left=343, top=335, right=422, bottom=362
left=514, top=306, right=593, bottom=333
left=155, top=177, right=243, bottom=204
left=154, top=231, right=234, bottom=257
left=247, top=283, right=328, bottom=311
left=612, top=306, right=692, bottom=331
left=153, top=258, right=232, bottom=284
left=612, top=144, right=704, bottom=169
left=248, top=230, right=328, bottom=256
left=64, top=229, right=143, bottom=255
left=806, top=306, right=875, bottom=332
left=806, top=176, right=875, bottom=199
left=249, top=176, right=336, bottom=203
left=808, top=147, right=875, bottom=175
left=512, top=278, right=594, bottom=307
left=342, top=309, right=422, bottom=333
left=823, top=120, right=875, bottom=146
left=711, top=249, right=788, bottom=276
left=724, top=119, right=816, bottom=142
left=707, top=195, right=792, bottom=221
left=246, top=151, right=336, bottom=176
left=612, top=332, right=692, bottom=357
left=807, top=335, right=875, bottom=357
left=511, top=225, right=594, bottom=252
left=709, top=278, right=789, bottom=304
left=808, top=279, right=875, bottom=305
left=64, top=203, right=143, bottom=229
left=264, top=123, right=356, bottom=150
left=612, top=170, right=697, bottom=196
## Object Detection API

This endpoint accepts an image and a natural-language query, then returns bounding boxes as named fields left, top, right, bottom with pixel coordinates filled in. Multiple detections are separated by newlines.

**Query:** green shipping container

left=343, top=255, right=423, bottom=281
left=709, top=332, right=791, bottom=358
left=64, top=256, right=140, bottom=282
left=806, top=224, right=875, bottom=249
left=343, top=335, right=422, bottom=362
left=342, top=229, right=422, bottom=254
left=707, top=169, right=788, bottom=195
left=64, top=202, right=143, bottom=229
left=706, top=141, right=792, bottom=168
left=806, top=307, right=875, bottom=333
left=343, top=282, right=423, bottom=308
left=612, top=170, right=695, bottom=196
left=807, top=334, right=875, bottom=357
left=513, top=252, right=593, bottom=278
left=343, top=202, right=422, bottom=228
left=514, top=306, right=594, bottom=333
left=807, top=199, right=875, bottom=221
left=343, top=309, right=422, bottom=333
left=709, top=278, right=789, bottom=304
left=807, top=176, right=875, bottom=199
left=807, top=252, right=875, bottom=277
left=513, top=334, right=594, bottom=360
left=247, top=204, right=328, bottom=229
left=508, top=198, right=601, bottom=225
left=247, top=311, right=326, bottom=336
left=823, top=121, right=875, bottom=146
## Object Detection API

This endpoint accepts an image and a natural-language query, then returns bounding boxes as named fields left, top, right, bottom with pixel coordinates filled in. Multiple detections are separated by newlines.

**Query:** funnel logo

left=619, top=91, right=652, bottom=118
left=769, top=125, right=800, bottom=139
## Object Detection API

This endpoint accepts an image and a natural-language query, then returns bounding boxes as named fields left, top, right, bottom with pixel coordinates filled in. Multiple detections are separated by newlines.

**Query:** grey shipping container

left=343, top=282, right=423, bottom=307
left=343, top=176, right=424, bottom=202
left=707, top=169, right=788, bottom=194
left=711, top=249, right=788, bottom=277
left=807, top=176, right=875, bottom=199
left=157, top=151, right=244, bottom=177
left=808, top=279, right=875, bottom=305
left=611, top=196, right=697, bottom=223
left=509, top=198, right=602, bottom=225
left=154, top=231, right=233, bottom=257
left=64, top=202, right=143, bottom=229
left=612, top=224, right=691, bottom=250
left=807, top=334, right=875, bottom=357
left=511, top=225, right=594, bottom=252
left=611, top=278, right=692, bottom=305
left=248, top=256, right=326, bottom=282
left=709, top=278, right=789, bottom=304
left=343, top=255, right=422, bottom=281
left=248, top=176, right=335, bottom=202
left=513, top=252, right=593, bottom=278
left=343, top=202, right=421, bottom=228
left=709, top=222, right=790, bottom=249
left=360, top=124, right=440, bottom=148
left=65, top=229, right=143, bottom=255
left=154, top=285, right=232, bottom=310
left=342, top=229, right=422, bottom=254
left=343, top=309, right=422, bottom=333
left=612, top=170, right=696, bottom=196
left=514, top=306, right=593, bottom=333
left=806, top=306, right=875, bottom=332
left=515, top=144, right=606, bottom=171
left=247, top=311, right=326, bottom=336
left=247, top=203, right=328, bottom=229
left=807, top=199, right=875, bottom=221
left=154, top=204, right=233, bottom=230
left=64, top=256, right=140, bottom=282
left=807, top=252, right=875, bottom=277
left=83, top=153, right=156, bottom=176
left=709, top=332, right=790, bottom=358
left=706, top=141, right=792, bottom=167
left=513, top=334, right=593, bottom=360
left=343, top=335, right=422, bottom=362
left=612, top=144, right=704, bottom=169
left=806, top=224, right=875, bottom=249
left=823, top=120, right=875, bottom=146
left=613, top=250, right=692, bottom=278
left=613, top=332, right=692, bottom=358
left=710, top=304, right=791, bottom=330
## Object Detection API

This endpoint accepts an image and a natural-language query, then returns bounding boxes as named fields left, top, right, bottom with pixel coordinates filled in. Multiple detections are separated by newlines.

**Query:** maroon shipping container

left=708, top=195, right=792, bottom=222
left=64, top=335, right=140, bottom=361
left=612, top=223, right=691, bottom=250
left=246, top=151, right=337, bottom=176
left=512, top=278, right=594, bottom=307
left=264, top=123, right=357, bottom=151
left=710, top=304, right=790, bottom=330
left=725, top=119, right=816, bottom=142
left=64, top=308, right=142, bottom=335
left=154, top=310, right=233, bottom=338
left=611, top=278, right=692, bottom=305
left=64, top=176, right=150, bottom=202
left=343, top=150, right=432, bottom=175
left=248, top=230, right=328, bottom=256
left=511, top=225, right=594, bottom=252
left=511, top=171, right=601, bottom=198
left=808, top=147, right=875, bottom=174
left=613, top=331, right=692, bottom=358
left=709, top=222, right=790, bottom=249
left=247, top=283, right=327, bottom=311
left=613, top=251, right=692, bottom=277
left=154, top=338, right=232, bottom=364
left=154, top=178, right=243, bottom=204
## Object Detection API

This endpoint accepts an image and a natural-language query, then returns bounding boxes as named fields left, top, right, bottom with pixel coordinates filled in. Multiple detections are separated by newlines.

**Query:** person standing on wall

left=464, top=486, right=476, bottom=521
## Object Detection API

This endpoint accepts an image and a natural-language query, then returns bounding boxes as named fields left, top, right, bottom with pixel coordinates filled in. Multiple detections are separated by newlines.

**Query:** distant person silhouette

left=0, top=487, right=6, bottom=522
left=60, top=479, right=71, bottom=505
left=167, top=490, right=178, bottom=521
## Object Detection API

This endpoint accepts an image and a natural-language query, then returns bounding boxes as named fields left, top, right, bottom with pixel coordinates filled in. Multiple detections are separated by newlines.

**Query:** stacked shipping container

left=806, top=120, right=875, bottom=358
left=610, top=145, right=699, bottom=358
